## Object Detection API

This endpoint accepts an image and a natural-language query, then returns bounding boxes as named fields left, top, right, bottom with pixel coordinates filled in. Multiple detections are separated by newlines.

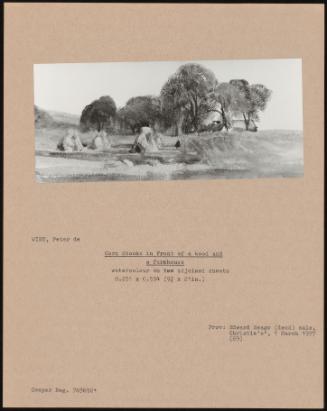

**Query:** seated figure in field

left=175, top=139, right=181, bottom=148
left=57, top=128, right=84, bottom=152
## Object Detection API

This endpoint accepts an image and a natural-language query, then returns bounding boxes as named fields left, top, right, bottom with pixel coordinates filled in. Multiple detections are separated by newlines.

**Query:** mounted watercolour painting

left=34, top=59, right=303, bottom=182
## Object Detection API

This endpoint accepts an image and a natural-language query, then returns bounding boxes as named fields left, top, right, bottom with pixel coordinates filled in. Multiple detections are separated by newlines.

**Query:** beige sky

left=34, top=59, right=302, bottom=130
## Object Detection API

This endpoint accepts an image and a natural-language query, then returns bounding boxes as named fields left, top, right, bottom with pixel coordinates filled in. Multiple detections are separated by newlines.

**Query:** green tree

left=208, top=82, right=241, bottom=131
left=160, top=63, right=218, bottom=135
left=80, top=96, right=117, bottom=131
left=118, top=95, right=161, bottom=133
left=229, top=80, right=272, bottom=130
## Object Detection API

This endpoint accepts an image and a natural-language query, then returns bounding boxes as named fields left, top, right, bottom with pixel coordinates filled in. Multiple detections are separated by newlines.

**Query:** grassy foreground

left=35, top=128, right=303, bottom=182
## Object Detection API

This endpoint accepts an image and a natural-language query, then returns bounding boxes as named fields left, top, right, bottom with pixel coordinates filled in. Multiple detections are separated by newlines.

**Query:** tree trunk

left=243, top=113, right=250, bottom=130
left=193, top=117, right=198, bottom=132
left=175, top=122, right=181, bottom=136
left=175, top=114, right=184, bottom=136
left=221, top=108, right=230, bottom=131
left=193, top=98, right=199, bottom=132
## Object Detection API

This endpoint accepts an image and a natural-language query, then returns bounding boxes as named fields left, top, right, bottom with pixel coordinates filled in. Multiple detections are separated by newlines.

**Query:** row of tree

left=80, top=63, right=272, bottom=136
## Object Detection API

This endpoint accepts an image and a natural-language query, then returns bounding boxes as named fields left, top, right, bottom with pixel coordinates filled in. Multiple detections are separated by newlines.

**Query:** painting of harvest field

left=34, top=59, right=303, bottom=182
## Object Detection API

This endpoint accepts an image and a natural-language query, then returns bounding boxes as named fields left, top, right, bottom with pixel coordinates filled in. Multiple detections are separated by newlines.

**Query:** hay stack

left=57, top=129, right=84, bottom=152
left=130, top=127, right=161, bottom=153
left=88, top=130, right=111, bottom=150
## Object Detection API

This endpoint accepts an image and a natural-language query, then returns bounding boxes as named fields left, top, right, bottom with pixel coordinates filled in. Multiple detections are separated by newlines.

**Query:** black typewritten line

left=104, top=255, right=221, bottom=258
left=146, top=264, right=184, bottom=267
